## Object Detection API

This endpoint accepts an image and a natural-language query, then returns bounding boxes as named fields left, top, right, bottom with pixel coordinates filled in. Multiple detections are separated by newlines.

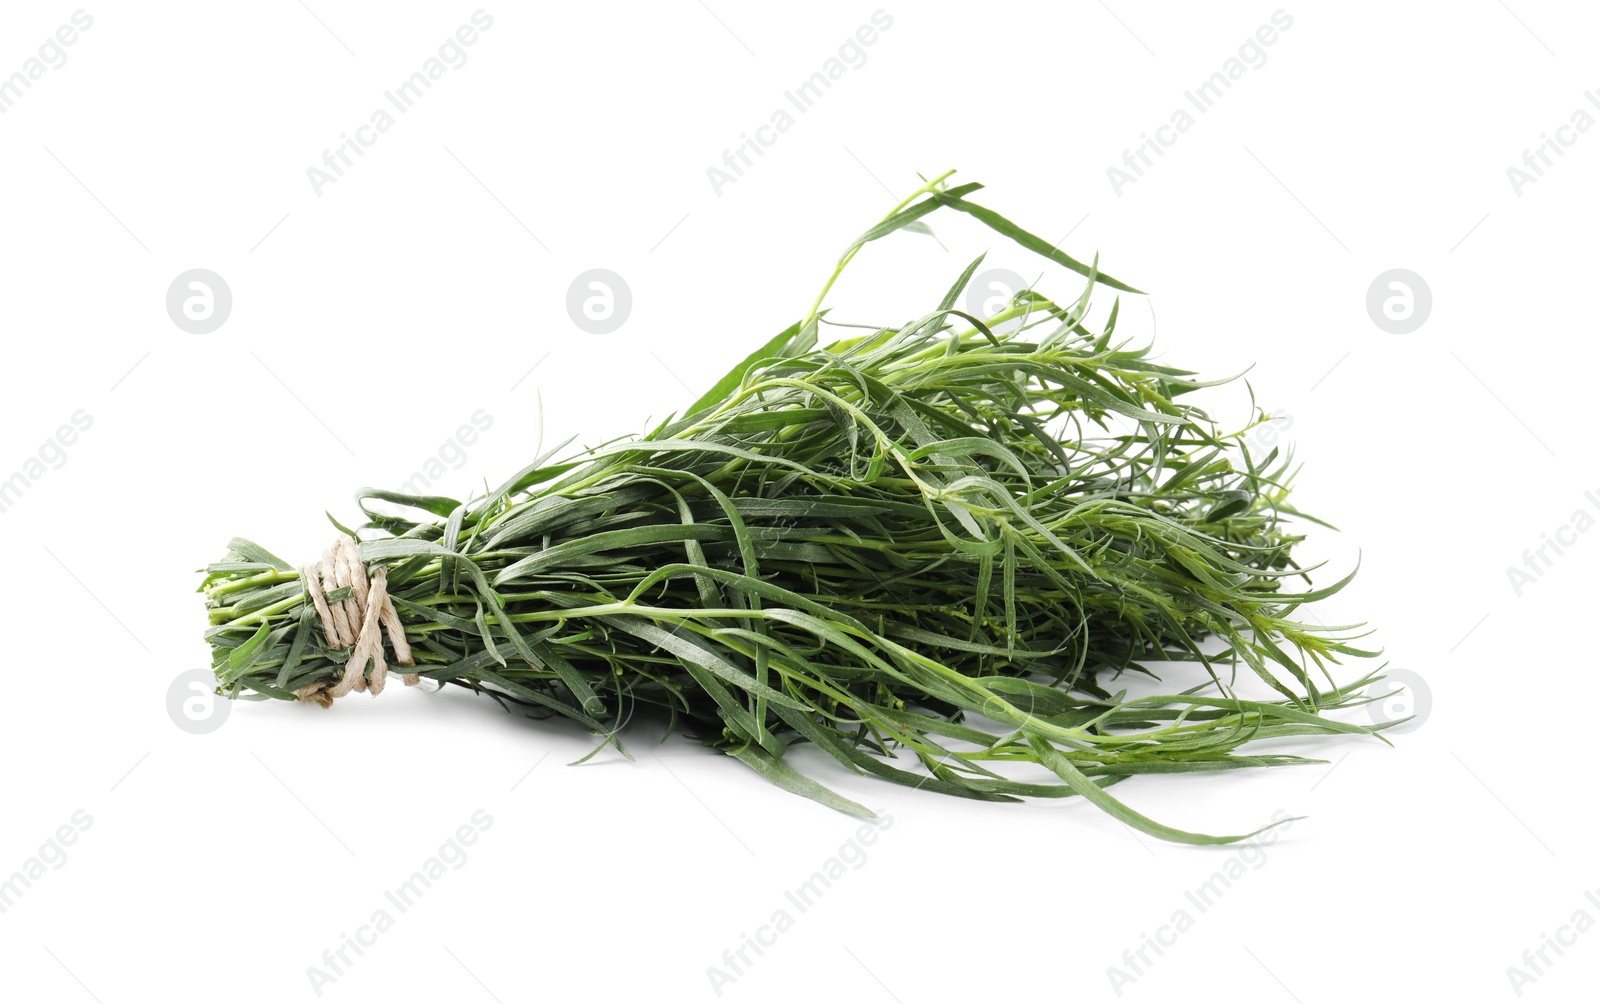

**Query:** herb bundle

left=201, top=172, right=1381, bottom=845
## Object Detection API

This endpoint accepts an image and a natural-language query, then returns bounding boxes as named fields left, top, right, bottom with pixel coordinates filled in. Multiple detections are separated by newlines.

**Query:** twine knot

left=294, top=536, right=417, bottom=707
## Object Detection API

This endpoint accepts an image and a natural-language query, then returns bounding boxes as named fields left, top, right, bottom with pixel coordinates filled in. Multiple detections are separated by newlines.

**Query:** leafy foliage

left=201, top=173, right=1382, bottom=844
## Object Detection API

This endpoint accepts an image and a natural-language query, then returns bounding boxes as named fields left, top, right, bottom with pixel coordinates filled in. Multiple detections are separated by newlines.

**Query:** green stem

left=802, top=169, right=958, bottom=330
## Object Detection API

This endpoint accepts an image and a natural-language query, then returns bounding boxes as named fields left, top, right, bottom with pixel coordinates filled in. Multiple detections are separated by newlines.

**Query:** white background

left=1, top=2, right=1595, bottom=1001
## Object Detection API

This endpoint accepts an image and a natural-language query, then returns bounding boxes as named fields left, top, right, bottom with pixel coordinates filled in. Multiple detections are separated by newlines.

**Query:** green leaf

left=728, top=745, right=874, bottom=819
left=932, top=191, right=1144, bottom=294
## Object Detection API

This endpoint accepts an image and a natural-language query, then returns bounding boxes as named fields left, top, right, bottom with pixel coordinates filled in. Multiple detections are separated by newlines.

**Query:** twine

left=294, top=536, right=418, bottom=707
